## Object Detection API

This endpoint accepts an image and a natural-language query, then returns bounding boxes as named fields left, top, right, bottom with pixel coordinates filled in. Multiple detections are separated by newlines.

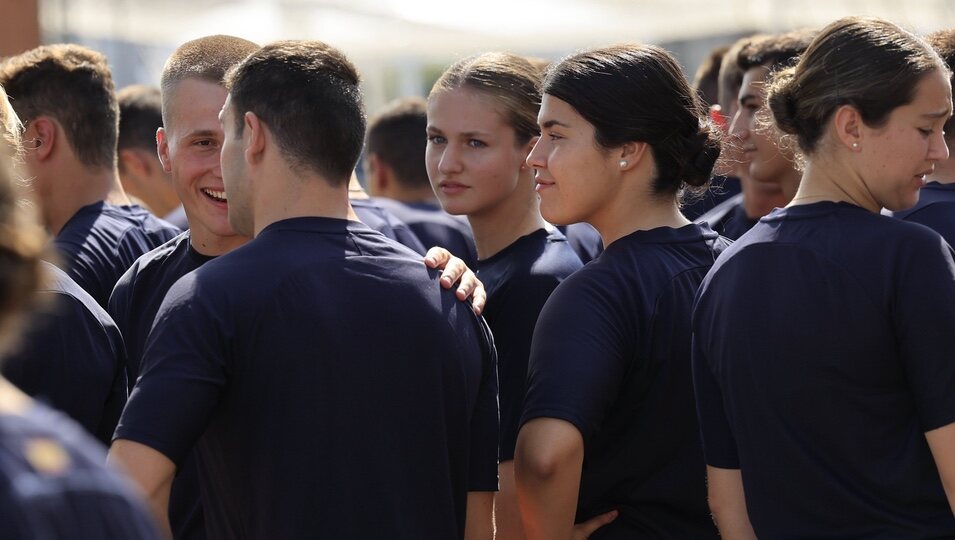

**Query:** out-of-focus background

left=3, top=0, right=955, bottom=112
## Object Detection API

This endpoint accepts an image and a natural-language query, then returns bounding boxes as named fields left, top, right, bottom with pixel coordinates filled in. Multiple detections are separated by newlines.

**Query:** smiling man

left=109, top=40, right=498, bottom=539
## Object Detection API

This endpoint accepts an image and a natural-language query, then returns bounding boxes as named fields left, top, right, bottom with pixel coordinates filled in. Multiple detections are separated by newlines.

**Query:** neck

left=789, top=157, right=880, bottom=213
left=188, top=228, right=250, bottom=257
left=467, top=178, right=547, bottom=260
left=253, top=170, right=354, bottom=237
left=46, top=166, right=129, bottom=235
left=593, top=196, right=690, bottom=246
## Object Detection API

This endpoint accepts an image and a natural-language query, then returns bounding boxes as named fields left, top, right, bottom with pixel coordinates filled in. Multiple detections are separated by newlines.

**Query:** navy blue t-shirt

left=0, top=400, right=159, bottom=539
left=522, top=224, right=727, bottom=538
left=681, top=175, right=742, bottom=221
left=351, top=198, right=427, bottom=254
left=116, top=217, right=498, bottom=539
left=696, top=193, right=757, bottom=240
left=108, top=232, right=213, bottom=540
left=109, top=232, right=214, bottom=388
left=890, top=181, right=955, bottom=247
left=693, top=202, right=955, bottom=537
left=557, top=223, right=603, bottom=264
left=52, top=202, right=181, bottom=307
left=372, top=197, right=478, bottom=267
left=479, top=228, right=581, bottom=461
left=2, top=262, right=126, bottom=445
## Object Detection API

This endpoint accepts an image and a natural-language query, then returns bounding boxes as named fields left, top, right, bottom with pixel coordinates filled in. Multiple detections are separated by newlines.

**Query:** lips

left=438, top=181, right=469, bottom=195
left=535, top=180, right=555, bottom=193
left=201, top=187, right=228, bottom=204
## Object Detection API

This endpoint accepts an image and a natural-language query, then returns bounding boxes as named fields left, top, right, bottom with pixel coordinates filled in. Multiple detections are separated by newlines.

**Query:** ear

left=520, top=135, right=540, bottom=170
left=244, top=111, right=265, bottom=164
left=367, top=153, right=389, bottom=193
left=30, top=117, right=56, bottom=161
left=617, top=141, right=650, bottom=172
left=156, top=127, right=173, bottom=173
left=118, top=149, right=149, bottom=178
left=832, top=104, right=863, bottom=151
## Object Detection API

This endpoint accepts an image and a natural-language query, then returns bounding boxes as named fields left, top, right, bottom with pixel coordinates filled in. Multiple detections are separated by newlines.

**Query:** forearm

left=707, top=466, right=756, bottom=539
left=107, top=439, right=175, bottom=539
left=926, top=422, right=955, bottom=515
left=465, top=491, right=494, bottom=540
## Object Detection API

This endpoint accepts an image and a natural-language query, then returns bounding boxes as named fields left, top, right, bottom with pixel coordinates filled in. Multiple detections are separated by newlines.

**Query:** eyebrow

left=923, top=109, right=952, bottom=119
left=187, top=129, right=220, bottom=139
left=426, top=126, right=493, bottom=138
left=541, top=119, right=572, bottom=129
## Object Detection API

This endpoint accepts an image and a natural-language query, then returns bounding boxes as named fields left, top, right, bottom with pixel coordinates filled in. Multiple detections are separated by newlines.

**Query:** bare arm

left=707, top=465, right=756, bottom=539
left=424, top=246, right=486, bottom=315
left=927, top=422, right=955, bottom=515
left=108, top=439, right=176, bottom=539
left=465, top=491, right=494, bottom=540
left=515, top=418, right=583, bottom=539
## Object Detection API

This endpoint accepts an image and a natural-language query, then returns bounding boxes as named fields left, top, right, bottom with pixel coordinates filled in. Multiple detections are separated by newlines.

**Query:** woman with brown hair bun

left=694, top=16, right=955, bottom=537
left=515, top=44, right=726, bottom=538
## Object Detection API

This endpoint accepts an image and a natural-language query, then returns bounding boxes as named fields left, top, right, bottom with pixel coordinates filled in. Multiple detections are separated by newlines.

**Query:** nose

left=437, top=144, right=463, bottom=175
left=526, top=138, right=547, bottom=171
left=930, top=131, right=951, bottom=162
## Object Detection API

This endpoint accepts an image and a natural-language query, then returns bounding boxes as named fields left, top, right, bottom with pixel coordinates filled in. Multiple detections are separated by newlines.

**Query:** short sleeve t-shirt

left=696, top=193, right=758, bottom=240
left=2, top=262, right=126, bottom=445
left=109, top=231, right=214, bottom=387
left=115, top=217, right=497, bottom=540
left=889, top=181, right=955, bottom=246
left=0, top=401, right=160, bottom=539
left=479, top=228, right=581, bottom=461
left=693, top=202, right=955, bottom=537
left=350, top=198, right=427, bottom=254
left=52, top=202, right=181, bottom=307
left=108, top=232, right=214, bottom=540
left=522, top=224, right=727, bottom=538
left=372, top=198, right=478, bottom=267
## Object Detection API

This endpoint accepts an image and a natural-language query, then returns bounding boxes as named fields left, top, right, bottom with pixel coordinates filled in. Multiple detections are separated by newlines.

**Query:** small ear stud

left=851, top=142, right=859, bottom=149
left=619, top=160, right=628, bottom=168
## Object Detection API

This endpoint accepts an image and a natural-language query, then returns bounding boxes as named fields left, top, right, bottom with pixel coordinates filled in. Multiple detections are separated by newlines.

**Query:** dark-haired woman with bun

left=514, top=44, right=726, bottom=539
left=693, top=17, right=955, bottom=537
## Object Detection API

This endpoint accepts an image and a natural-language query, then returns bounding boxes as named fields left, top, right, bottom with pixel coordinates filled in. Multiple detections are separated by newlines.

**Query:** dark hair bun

left=681, top=122, right=722, bottom=187
left=766, top=67, right=801, bottom=136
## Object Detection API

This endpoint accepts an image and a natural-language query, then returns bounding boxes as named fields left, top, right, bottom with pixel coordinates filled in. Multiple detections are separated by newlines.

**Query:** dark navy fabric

left=351, top=198, right=427, bottom=254
left=0, top=401, right=160, bottom=539
left=109, top=232, right=213, bottom=388
left=2, top=262, right=125, bottom=445
left=695, top=193, right=757, bottom=240
left=116, top=217, right=498, bottom=540
left=557, top=223, right=603, bottom=264
left=52, top=202, right=181, bottom=307
left=681, top=175, right=742, bottom=221
left=890, top=181, right=955, bottom=247
left=479, top=228, right=581, bottom=461
left=372, top=197, right=477, bottom=267
left=108, top=231, right=212, bottom=540
left=522, top=224, right=727, bottom=538
left=693, top=202, right=955, bottom=537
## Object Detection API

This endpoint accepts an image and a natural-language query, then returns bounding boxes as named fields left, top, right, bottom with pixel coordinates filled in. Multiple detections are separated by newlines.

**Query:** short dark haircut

left=160, top=35, right=259, bottom=126
left=737, top=29, right=815, bottom=73
left=0, top=44, right=117, bottom=169
left=224, top=40, right=365, bottom=184
left=768, top=17, right=946, bottom=154
left=693, top=44, right=730, bottom=108
left=544, top=44, right=721, bottom=197
left=926, top=29, right=955, bottom=140
left=117, top=85, right=162, bottom=153
left=366, top=97, right=428, bottom=189
left=718, top=35, right=764, bottom=113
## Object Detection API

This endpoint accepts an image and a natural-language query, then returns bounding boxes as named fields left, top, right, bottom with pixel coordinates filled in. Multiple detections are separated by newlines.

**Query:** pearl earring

left=619, top=160, right=628, bottom=168
left=851, top=142, right=859, bottom=149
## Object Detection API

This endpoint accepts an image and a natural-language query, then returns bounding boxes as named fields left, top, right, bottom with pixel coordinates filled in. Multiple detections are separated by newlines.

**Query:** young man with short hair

left=0, top=44, right=180, bottom=307
left=110, top=40, right=497, bottom=539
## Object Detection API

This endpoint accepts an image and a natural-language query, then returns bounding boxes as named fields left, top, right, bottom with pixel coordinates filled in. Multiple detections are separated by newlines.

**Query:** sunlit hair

left=430, top=52, right=541, bottom=146
left=0, top=44, right=117, bottom=169
left=544, top=44, right=721, bottom=197
left=767, top=17, right=947, bottom=155
left=160, top=35, right=259, bottom=128
left=0, top=88, right=48, bottom=356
